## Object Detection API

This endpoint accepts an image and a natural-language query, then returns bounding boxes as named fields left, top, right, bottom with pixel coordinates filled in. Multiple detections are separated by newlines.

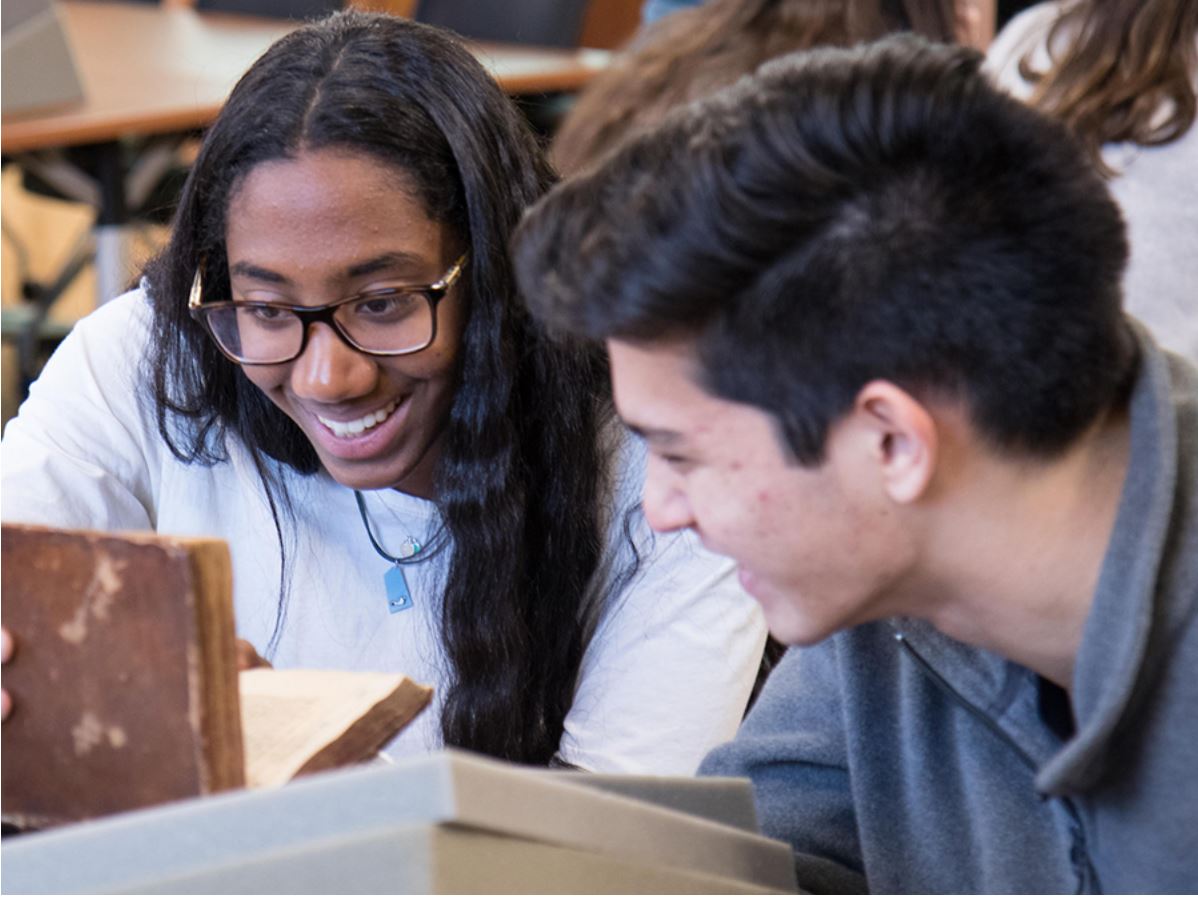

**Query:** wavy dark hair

left=1019, top=0, right=1198, bottom=174
left=550, top=0, right=958, bottom=175
left=142, top=11, right=610, bottom=764
left=516, top=36, right=1135, bottom=464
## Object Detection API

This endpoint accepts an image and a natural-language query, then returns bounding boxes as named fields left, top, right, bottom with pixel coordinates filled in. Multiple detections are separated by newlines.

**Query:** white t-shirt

left=1, top=290, right=767, bottom=774
left=985, top=1, right=1198, bottom=362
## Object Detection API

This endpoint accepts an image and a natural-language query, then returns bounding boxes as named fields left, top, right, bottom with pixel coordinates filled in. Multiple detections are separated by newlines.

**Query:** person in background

left=645, top=0, right=1029, bottom=29
left=987, top=0, right=1198, bottom=361
left=553, top=0, right=993, bottom=176
left=641, top=0, right=698, bottom=24
left=0, top=12, right=767, bottom=771
left=512, top=35, right=1198, bottom=892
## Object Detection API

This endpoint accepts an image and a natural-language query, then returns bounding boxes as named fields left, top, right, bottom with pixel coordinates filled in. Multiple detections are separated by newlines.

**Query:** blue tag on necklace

left=384, top=564, right=414, bottom=613
left=355, top=488, right=428, bottom=615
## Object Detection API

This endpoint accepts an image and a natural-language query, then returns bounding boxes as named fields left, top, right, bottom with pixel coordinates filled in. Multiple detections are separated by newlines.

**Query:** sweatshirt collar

left=1039, top=325, right=1178, bottom=792
left=892, top=325, right=1180, bottom=793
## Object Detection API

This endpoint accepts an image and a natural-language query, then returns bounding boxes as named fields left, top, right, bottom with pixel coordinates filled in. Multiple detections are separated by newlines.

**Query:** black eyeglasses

left=188, top=254, right=467, bottom=365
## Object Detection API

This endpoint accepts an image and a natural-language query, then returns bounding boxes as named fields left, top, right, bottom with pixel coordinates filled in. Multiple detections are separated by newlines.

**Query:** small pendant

left=384, top=564, right=414, bottom=613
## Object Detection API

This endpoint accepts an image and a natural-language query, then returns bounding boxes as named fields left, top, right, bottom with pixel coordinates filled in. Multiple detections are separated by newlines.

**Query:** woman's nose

left=288, top=322, right=378, bottom=403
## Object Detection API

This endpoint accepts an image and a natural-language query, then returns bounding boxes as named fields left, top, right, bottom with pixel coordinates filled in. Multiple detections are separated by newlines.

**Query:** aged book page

left=240, top=669, right=433, bottom=788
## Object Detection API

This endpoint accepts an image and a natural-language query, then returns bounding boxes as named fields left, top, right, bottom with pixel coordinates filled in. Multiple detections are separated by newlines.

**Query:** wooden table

left=2, top=1, right=610, bottom=153
left=0, top=1, right=608, bottom=384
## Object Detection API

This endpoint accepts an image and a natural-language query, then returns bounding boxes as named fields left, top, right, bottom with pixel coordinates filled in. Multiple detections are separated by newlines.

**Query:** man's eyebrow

left=624, top=421, right=685, bottom=446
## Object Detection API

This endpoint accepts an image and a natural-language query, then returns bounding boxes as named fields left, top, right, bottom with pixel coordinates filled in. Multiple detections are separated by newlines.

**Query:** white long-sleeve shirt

left=1, top=289, right=767, bottom=773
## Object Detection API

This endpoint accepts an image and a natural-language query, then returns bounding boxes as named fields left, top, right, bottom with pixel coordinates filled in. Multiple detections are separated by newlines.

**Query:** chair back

left=194, top=0, right=343, bottom=19
left=413, top=0, right=590, bottom=47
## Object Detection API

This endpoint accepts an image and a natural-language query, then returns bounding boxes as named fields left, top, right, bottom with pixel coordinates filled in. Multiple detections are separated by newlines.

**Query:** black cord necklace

left=354, top=490, right=445, bottom=614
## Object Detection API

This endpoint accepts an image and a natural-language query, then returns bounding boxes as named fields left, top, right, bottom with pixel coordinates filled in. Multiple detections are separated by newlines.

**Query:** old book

left=0, top=523, right=432, bottom=830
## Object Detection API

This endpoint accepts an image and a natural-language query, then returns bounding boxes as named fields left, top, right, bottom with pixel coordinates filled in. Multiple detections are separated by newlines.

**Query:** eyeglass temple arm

left=436, top=254, right=468, bottom=293
left=188, top=268, right=203, bottom=311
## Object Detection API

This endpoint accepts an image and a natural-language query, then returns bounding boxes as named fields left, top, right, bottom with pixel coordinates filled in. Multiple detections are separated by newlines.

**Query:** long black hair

left=143, top=11, right=610, bottom=764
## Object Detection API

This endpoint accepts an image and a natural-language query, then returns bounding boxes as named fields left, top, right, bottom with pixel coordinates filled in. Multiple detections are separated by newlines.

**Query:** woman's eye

left=352, top=291, right=421, bottom=319
left=244, top=305, right=289, bottom=321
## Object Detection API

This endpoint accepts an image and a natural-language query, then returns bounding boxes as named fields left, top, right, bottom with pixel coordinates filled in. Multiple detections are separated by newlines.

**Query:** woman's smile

left=297, top=392, right=412, bottom=462
left=316, top=398, right=400, bottom=440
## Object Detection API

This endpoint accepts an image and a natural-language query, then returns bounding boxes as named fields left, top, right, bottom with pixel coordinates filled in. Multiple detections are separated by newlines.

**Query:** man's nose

left=641, top=456, right=695, bottom=534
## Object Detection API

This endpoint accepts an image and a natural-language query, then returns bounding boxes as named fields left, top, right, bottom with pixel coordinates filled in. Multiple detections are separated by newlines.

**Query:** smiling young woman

left=0, top=12, right=766, bottom=770
left=214, top=150, right=467, bottom=498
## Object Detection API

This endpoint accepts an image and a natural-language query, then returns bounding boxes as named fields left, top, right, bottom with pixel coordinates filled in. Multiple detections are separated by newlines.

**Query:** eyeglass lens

left=204, top=291, right=433, bottom=363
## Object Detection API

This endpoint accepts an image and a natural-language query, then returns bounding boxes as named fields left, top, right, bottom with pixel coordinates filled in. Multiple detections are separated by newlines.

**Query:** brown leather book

left=1, top=523, right=432, bottom=830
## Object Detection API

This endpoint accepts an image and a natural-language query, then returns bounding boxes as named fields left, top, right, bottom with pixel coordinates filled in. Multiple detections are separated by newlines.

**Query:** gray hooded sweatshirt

left=700, top=327, right=1198, bottom=893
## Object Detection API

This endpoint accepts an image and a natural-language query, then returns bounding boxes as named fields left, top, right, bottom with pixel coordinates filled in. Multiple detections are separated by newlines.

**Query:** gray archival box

left=2, top=0, right=85, bottom=115
left=1, top=749, right=798, bottom=894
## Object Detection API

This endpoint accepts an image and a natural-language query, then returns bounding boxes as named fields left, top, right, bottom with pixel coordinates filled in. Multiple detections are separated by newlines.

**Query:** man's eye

left=660, top=454, right=693, bottom=471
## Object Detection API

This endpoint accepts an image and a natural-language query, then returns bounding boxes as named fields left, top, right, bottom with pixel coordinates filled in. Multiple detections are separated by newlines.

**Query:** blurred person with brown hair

left=988, top=0, right=1198, bottom=361
left=552, top=0, right=996, bottom=176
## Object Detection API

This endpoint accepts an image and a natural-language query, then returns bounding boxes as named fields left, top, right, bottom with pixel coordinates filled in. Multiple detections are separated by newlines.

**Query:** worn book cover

left=1, top=523, right=431, bottom=829
left=2, top=524, right=244, bottom=828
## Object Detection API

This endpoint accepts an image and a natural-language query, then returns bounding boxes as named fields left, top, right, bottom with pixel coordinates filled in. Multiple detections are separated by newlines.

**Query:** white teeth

left=318, top=400, right=399, bottom=439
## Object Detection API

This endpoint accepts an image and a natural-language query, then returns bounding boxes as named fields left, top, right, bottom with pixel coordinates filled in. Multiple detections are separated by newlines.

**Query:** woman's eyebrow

left=227, top=252, right=433, bottom=284
left=346, top=252, right=431, bottom=279
left=228, top=261, right=287, bottom=283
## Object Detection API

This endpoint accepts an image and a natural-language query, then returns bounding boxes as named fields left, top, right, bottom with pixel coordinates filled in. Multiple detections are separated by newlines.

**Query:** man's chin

left=759, top=596, right=843, bottom=648
left=767, top=621, right=835, bottom=648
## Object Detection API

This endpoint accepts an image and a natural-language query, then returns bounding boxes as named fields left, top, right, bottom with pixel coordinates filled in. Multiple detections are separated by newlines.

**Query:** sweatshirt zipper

left=894, top=632, right=1100, bottom=894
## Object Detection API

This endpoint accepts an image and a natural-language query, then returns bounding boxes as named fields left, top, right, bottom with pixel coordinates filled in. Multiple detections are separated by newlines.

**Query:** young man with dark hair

left=513, top=35, right=1198, bottom=893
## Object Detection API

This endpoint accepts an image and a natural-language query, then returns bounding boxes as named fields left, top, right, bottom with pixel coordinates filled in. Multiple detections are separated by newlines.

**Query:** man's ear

left=852, top=380, right=938, bottom=504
